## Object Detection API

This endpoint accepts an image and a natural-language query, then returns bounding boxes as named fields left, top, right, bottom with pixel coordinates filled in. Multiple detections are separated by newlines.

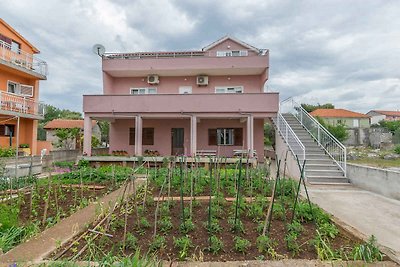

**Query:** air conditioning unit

left=147, top=74, right=159, bottom=84
left=197, top=75, right=208, bottom=86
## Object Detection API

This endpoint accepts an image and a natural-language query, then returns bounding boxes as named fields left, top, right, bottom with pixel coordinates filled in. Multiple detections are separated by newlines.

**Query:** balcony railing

left=0, top=40, right=48, bottom=77
left=0, top=91, right=45, bottom=117
left=103, top=49, right=269, bottom=60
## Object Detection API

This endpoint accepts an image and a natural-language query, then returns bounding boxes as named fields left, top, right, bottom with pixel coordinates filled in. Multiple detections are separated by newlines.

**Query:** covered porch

left=83, top=114, right=270, bottom=159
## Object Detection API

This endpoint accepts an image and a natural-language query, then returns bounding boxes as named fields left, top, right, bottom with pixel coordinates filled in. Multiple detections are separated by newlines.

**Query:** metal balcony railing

left=280, top=97, right=346, bottom=175
left=0, top=91, right=45, bottom=117
left=0, top=40, right=48, bottom=77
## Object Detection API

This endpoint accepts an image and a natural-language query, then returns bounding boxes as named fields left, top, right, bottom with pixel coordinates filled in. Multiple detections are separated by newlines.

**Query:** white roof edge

left=202, top=35, right=260, bottom=52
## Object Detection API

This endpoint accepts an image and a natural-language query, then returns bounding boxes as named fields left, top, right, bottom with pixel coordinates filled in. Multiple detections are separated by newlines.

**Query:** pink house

left=83, top=36, right=278, bottom=160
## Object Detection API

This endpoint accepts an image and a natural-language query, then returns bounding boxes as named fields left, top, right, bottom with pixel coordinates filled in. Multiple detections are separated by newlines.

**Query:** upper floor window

left=216, top=50, right=248, bottom=57
left=215, top=86, right=243, bottom=94
left=11, top=41, right=21, bottom=54
left=130, top=87, right=157, bottom=95
left=7, top=81, right=34, bottom=97
left=0, top=124, right=15, bottom=136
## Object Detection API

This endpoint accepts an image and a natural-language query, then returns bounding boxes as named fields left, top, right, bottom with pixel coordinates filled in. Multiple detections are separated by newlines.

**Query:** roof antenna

left=92, top=44, right=105, bottom=57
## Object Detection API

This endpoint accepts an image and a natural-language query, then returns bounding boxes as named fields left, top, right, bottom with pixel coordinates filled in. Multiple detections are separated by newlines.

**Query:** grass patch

left=349, top=158, right=400, bottom=168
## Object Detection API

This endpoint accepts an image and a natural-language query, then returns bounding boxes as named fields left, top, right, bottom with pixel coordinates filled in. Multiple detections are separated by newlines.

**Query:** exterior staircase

left=282, top=113, right=349, bottom=184
left=276, top=98, right=349, bottom=185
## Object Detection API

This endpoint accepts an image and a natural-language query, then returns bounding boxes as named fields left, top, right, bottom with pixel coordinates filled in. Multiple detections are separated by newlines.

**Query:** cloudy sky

left=2, top=0, right=400, bottom=113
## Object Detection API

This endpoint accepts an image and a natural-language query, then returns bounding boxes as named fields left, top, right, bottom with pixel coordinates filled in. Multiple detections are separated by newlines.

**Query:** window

left=353, top=119, right=359, bottom=128
left=0, top=124, right=15, bottom=136
left=7, top=81, right=34, bottom=97
left=208, top=128, right=243, bottom=146
left=128, top=127, right=154, bottom=145
left=11, top=41, right=21, bottom=53
left=179, top=86, right=192, bottom=94
left=130, top=87, right=157, bottom=95
left=216, top=50, right=248, bottom=57
left=215, top=86, right=243, bottom=94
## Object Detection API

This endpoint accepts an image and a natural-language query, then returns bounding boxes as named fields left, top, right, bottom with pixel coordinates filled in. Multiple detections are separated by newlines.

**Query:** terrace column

left=135, top=115, right=143, bottom=156
left=83, top=115, right=92, bottom=156
left=247, top=115, right=254, bottom=158
left=190, top=115, right=197, bottom=156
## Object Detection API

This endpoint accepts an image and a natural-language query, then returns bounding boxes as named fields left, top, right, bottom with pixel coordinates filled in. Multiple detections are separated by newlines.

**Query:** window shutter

left=234, top=128, right=243, bottom=146
left=143, top=128, right=154, bottom=145
left=129, top=128, right=135, bottom=145
left=208, top=129, right=217, bottom=145
left=20, top=84, right=34, bottom=97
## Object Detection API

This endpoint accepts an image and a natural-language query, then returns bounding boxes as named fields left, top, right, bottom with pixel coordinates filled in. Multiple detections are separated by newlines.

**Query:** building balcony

left=83, top=92, right=278, bottom=118
left=0, top=91, right=45, bottom=119
left=0, top=40, right=48, bottom=79
left=102, top=49, right=269, bottom=77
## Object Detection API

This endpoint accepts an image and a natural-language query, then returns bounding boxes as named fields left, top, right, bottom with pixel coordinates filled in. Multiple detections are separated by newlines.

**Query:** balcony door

left=171, top=128, right=184, bottom=155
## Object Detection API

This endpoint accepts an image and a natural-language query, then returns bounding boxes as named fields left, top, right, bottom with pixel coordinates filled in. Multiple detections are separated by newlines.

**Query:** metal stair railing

left=274, top=112, right=305, bottom=163
left=280, top=97, right=346, bottom=175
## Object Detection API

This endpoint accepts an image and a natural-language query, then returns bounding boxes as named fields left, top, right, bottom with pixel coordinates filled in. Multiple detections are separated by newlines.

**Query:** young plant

left=272, top=203, right=285, bottom=221
left=149, top=235, right=166, bottom=253
left=203, top=218, right=222, bottom=234
left=285, top=231, right=300, bottom=256
left=256, top=235, right=277, bottom=254
left=318, top=222, right=338, bottom=239
left=158, top=216, right=173, bottom=233
left=247, top=202, right=264, bottom=222
left=287, top=220, right=304, bottom=236
left=125, top=232, right=138, bottom=250
left=207, top=235, right=224, bottom=255
left=173, top=235, right=193, bottom=261
left=352, top=235, right=383, bottom=263
left=233, top=236, right=251, bottom=254
left=228, top=217, right=245, bottom=233
left=179, top=218, right=195, bottom=234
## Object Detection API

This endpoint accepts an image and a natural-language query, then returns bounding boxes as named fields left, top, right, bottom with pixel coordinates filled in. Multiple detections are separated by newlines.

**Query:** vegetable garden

left=46, top=157, right=386, bottom=264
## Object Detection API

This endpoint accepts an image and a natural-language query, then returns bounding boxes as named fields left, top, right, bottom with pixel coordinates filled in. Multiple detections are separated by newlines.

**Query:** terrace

left=0, top=40, right=48, bottom=79
left=0, top=90, right=45, bottom=119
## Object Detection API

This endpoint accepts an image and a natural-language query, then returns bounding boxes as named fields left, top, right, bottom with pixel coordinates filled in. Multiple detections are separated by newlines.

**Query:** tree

left=315, top=117, right=348, bottom=142
left=54, top=128, right=81, bottom=150
left=301, top=103, right=335, bottom=113
left=97, top=121, right=110, bottom=145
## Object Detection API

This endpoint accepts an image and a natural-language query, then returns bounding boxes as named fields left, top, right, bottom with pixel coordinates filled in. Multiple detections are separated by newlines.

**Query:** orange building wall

left=0, top=21, right=37, bottom=54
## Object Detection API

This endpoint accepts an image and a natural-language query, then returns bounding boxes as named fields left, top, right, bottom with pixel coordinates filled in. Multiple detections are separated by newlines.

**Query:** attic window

left=216, top=50, right=248, bottom=57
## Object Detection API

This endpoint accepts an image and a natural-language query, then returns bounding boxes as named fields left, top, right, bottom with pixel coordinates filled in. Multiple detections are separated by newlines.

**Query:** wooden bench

left=196, top=150, right=217, bottom=157
left=233, top=150, right=258, bottom=158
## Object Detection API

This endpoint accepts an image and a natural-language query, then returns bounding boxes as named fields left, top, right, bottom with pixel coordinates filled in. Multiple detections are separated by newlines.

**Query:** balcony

left=83, top=93, right=278, bottom=118
left=102, top=49, right=269, bottom=77
left=0, top=40, right=48, bottom=79
left=0, top=91, right=45, bottom=119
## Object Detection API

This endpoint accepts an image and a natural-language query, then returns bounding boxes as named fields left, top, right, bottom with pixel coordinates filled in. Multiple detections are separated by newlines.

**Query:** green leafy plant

left=158, top=216, right=173, bottom=233
left=173, top=235, right=193, bottom=260
left=285, top=231, right=300, bottom=256
left=149, top=235, right=166, bottom=253
left=179, top=218, right=195, bottom=234
left=256, top=235, right=277, bottom=254
left=352, top=235, right=383, bottom=263
left=272, top=203, right=285, bottom=220
left=247, top=202, right=264, bottom=221
left=318, top=222, right=339, bottom=239
left=125, top=232, right=138, bottom=250
left=287, top=220, right=304, bottom=236
left=233, top=236, right=251, bottom=254
left=208, top=235, right=224, bottom=255
left=204, top=218, right=222, bottom=234
left=394, top=145, right=400, bottom=155
left=228, top=217, right=245, bottom=233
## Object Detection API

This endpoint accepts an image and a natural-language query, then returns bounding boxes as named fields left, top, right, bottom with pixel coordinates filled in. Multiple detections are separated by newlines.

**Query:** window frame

left=216, top=50, right=248, bottom=57
left=0, top=124, right=15, bottom=136
left=130, top=87, right=157, bottom=95
left=215, top=86, right=244, bottom=94
left=128, top=127, right=154, bottom=145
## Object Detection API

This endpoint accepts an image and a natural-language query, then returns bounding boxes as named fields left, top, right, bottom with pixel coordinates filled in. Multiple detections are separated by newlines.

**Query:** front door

left=171, top=128, right=184, bottom=155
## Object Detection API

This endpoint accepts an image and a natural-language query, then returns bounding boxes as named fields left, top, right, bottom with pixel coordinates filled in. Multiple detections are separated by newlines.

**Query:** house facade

left=310, top=109, right=370, bottom=128
left=0, top=19, right=47, bottom=155
left=367, top=110, right=400, bottom=125
left=83, top=36, right=278, bottom=159
left=44, top=119, right=100, bottom=150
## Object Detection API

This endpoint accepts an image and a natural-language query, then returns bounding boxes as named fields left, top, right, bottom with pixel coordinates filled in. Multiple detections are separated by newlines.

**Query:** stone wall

left=344, top=127, right=393, bottom=148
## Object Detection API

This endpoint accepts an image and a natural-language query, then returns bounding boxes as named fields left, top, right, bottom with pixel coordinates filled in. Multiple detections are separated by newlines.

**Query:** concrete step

left=308, top=178, right=351, bottom=185
left=306, top=169, right=344, bottom=176
left=306, top=164, right=340, bottom=171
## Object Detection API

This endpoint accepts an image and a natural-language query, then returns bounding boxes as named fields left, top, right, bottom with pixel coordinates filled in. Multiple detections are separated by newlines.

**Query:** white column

left=135, top=115, right=143, bottom=156
left=190, top=115, right=197, bottom=156
left=83, top=115, right=92, bottom=156
left=247, top=115, right=254, bottom=158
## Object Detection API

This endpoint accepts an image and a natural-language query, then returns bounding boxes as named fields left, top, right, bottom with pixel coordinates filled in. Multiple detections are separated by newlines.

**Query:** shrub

left=234, top=236, right=251, bottom=254
left=394, top=145, right=400, bottom=155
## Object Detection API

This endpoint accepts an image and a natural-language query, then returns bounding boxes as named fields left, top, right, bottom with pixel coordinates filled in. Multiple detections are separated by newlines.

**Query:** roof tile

left=310, top=109, right=369, bottom=118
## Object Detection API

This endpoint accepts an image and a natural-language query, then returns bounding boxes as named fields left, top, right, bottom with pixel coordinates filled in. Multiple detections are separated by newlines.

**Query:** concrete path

left=304, top=184, right=400, bottom=264
left=0, top=182, right=135, bottom=266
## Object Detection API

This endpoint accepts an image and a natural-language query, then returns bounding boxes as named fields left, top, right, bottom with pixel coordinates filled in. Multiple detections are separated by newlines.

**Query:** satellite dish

left=92, top=44, right=106, bottom=56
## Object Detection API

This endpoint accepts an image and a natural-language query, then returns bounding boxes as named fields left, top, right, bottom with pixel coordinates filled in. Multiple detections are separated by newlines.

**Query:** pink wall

left=107, top=75, right=264, bottom=95
left=205, top=39, right=259, bottom=56
left=109, top=118, right=264, bottom=159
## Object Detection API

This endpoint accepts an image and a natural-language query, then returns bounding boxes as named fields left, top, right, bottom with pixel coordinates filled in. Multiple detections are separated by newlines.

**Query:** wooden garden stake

left=263, top=159, right=281, bottom=235
left=179, top=157, right=185, bottom=228
left=153, top=166, right=167, bottom=237
left=234, top=157, right=243, bottom=231
left=208, top=157, right=213, bottom=247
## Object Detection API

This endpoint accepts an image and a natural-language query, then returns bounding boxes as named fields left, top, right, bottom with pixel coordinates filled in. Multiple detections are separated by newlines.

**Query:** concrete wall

left=347, top=163, right=400, bottom=200
left=323, top=117, right=370, bottom=128
left=275, top=130, right=301, bottom=179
